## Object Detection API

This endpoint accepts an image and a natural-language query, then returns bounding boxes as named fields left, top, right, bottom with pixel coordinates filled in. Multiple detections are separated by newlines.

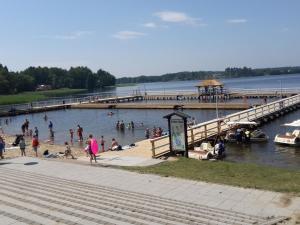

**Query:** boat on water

left=274, top=119, right=300, bottom=146
left=225, top=121, right=269, bottom=143
left=189, top=142, right=225, bottom=160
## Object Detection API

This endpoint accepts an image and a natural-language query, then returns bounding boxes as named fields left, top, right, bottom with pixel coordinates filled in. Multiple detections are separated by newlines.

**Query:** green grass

left=123, top=158, right=300, bottom=195
left=0, top=88, right=87, bottom=105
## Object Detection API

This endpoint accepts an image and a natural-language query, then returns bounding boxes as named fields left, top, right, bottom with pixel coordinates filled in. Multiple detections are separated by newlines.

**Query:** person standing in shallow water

left=48, top=121, right=53, bottom=132
left=77, top=125, right=83, bottom=142
left=69, top=129, right=74, bottom=143
left=100, top=136, right=105, bottom=152
left=34, top=127, right=39, bottom=138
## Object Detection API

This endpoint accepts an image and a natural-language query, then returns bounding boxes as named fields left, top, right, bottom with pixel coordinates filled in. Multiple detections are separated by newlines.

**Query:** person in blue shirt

left=48, top=121, right=53, bottom=130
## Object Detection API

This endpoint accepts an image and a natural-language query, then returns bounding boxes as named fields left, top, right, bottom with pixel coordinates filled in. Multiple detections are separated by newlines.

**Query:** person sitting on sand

left=111, top=138, right=121, bottom=151
left=64, top=142, right=75, bottom=159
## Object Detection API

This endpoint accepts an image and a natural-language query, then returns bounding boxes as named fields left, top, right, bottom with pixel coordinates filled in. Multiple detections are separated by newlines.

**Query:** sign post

left=164, top=111, right=190, bottom=158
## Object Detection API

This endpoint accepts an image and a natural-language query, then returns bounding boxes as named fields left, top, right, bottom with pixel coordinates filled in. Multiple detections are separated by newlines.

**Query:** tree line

left=117, top=66, right=300, bottom=84
left=0, top=64, right=116, bottom=94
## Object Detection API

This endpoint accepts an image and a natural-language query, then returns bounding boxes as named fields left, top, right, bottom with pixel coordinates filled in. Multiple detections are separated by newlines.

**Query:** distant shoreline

left=116, top=67, right=300, bottom=84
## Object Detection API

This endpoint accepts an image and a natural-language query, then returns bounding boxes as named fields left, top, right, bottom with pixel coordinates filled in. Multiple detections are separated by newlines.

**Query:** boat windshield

left=283, top=119, right=300, bottom=127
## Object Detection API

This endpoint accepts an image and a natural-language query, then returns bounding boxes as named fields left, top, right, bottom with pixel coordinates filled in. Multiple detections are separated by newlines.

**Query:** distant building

left=36, top=84, right=52, bottom=91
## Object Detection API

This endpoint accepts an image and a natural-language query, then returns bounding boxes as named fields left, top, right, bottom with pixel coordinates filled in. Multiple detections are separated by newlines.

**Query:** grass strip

left=123, top=157, right=300, bottom=195
left=0, top=88, right=87, bottom=105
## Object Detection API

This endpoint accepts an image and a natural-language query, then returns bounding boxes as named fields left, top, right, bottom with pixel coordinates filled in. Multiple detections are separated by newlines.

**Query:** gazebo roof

left=195, top=79, right=223, bottom=87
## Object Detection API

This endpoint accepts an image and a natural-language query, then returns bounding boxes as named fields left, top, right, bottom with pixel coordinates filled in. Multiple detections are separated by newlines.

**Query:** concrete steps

left=0, top=167, right=287, bottom=225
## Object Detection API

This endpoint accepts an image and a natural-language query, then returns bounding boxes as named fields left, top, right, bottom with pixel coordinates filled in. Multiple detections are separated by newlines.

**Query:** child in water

left=69, top=129, right=74, bottom=142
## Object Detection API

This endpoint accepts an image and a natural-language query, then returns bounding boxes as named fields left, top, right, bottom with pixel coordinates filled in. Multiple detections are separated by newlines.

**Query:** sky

left=0, top=0, right=299, bottom=77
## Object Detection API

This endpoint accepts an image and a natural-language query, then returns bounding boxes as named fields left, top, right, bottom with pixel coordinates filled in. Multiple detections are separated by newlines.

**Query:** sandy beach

left=0, top=133, right=155, bottom=161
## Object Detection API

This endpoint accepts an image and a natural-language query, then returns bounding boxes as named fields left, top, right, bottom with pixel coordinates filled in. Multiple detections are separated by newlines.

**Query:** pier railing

left=150, top=93, right=300, bottom=157
left=0, top=94, right=143, bottom=114
left=143, top=87, right=300, bottom=97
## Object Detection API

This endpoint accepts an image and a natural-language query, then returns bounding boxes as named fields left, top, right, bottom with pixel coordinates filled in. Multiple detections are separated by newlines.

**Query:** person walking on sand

left=32, top=135, right=39, bottom=157
left=100, top=136, right=105, bottom=152
left=87, top=134, right=98, bottom=164
left=64, top=142, right=75, bottom=159
left=19, top=136, right=26, bottom=156
left=0, top=136, right=5, bottom=159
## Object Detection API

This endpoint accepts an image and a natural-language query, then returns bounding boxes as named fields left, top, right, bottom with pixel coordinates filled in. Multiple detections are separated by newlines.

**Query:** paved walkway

left=77, top=155, right=164, bottom=166
left=0, top=157, right=298, bottom=224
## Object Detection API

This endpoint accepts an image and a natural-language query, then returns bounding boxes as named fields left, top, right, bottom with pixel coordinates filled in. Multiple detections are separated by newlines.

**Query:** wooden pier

left=72, top=102, right=250, bottom=110
left=149, top=93, right=300, bottom=158
left=0, top=88, right=299, bottom=117
left=0, top=95, right=143, bottom=117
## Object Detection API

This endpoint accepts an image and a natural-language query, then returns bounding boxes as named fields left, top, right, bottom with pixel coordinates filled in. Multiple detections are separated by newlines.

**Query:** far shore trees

left=0, top=64, right=116, bottom=94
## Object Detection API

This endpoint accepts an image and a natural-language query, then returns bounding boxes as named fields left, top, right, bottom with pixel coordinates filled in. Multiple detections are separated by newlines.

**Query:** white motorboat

left=274, top=120, right=300, bottom=146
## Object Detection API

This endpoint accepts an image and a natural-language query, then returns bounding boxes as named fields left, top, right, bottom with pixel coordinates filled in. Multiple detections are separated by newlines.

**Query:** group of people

left=70, top=125, right=84, bottom=142
left=145, top=126, right=164, bottom=139
left=235, top=128, right=251, bottom=143
left=0, top=114, right=127, bottom=163
left=116, top=120, right=135, bottom=131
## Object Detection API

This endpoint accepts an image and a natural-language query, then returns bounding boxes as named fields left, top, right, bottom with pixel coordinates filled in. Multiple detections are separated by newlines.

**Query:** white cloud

left=37, top=30, right=94, bottom=40
left=227, top=19, right=248, bottom=24
left=113, top=31, right=146, bottom=40
left=143, top=22, right=157, bottom=28
left=154, top=11, right=204, bottom=26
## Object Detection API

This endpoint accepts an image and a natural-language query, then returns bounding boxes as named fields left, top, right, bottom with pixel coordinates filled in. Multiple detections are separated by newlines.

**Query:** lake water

left=102, top=73, right=300, bottom=96
left=2, top=74, right=300, bottom=169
